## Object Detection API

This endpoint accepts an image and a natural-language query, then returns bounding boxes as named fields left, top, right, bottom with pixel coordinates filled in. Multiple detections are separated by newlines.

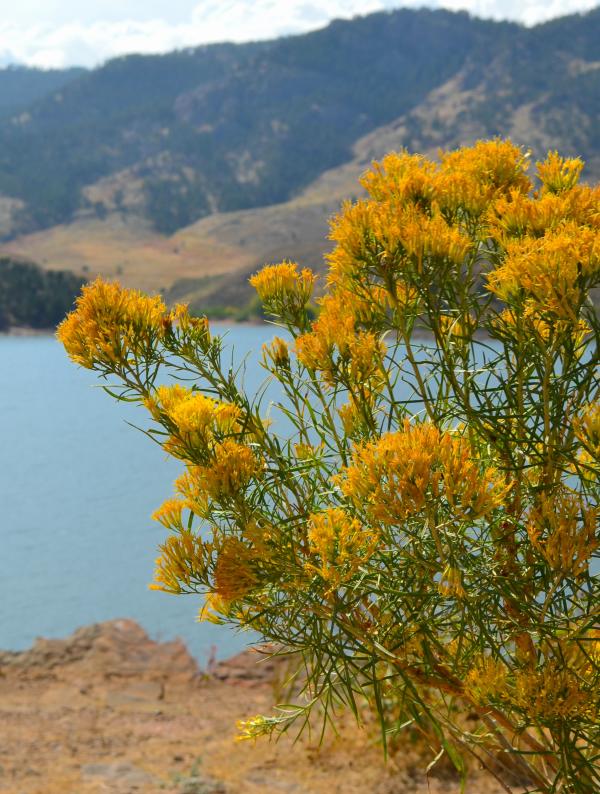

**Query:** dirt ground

left=0, top=620, right=513, bottom=794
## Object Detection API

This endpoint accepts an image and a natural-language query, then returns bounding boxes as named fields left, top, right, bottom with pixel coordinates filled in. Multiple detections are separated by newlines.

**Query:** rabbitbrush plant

left=59, top=141, right=599, bottom=792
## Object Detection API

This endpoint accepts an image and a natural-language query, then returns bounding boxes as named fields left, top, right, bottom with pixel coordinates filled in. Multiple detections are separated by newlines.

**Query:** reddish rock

left=0, top=619, right=199, bottom=685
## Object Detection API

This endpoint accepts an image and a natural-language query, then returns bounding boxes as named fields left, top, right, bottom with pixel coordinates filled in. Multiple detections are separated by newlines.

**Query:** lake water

left=1, top=328, right=548, bottom=664
left=0, top=325, right=282, bottom=663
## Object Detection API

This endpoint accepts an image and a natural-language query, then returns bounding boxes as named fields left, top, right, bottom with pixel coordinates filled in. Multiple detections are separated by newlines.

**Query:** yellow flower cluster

left=149, top=530, right=207, bottom=594
left=213, top=537, right=258, bottom=602
left=438, top=312, right=477, bottom=339
left=306, top=507, right=379, bottom=587
left=360, top=140, right=530, bottom=218
left=439, top=139, right=532, bottom=197
left=465, top=656, right=509, bottom=706
left=487, top=184, right=599, bottom=243
left=236, top=714, right=281, bottom=741
left=262, top=336, right=290, bottom=369
left=434, top=169, right=495, bottom=219
left=513, top=662, right=594, bottom=723
left=295, top=292, right=386, bottom=386
left=338, top=421, right=509, bottom=524
left=249, top=261, right=315, bottom=316
left=169, top=303, right=213, bottom=352
left=327, top=200, right=472, bottom=283
left=392, top=207, right=473, bottom=267
left=174, top=466, right=210, bottom=518
left=487, top=224, right=600, bottom=320
left=145, top=384, right=242, bottom=458
left=527, top=490, right=598, bottom=578
left=318, top=140, right=534, bottom=342
left=338, top=397, right=364, bottom=436
left=574, top=402, right=600, bottom=462
left=57, top=277, right=168, bottom=368
left=466, top=656, right=596, bottom=723
left=198, top=440, right=262, bottom=499
left=178, top=439, right=260, bottom=501
left=493, top=306, right=591, bottom=346
left=360, top=151, right=436, bottom=205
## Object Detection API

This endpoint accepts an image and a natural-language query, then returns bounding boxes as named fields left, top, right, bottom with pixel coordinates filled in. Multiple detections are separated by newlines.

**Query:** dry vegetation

left=0, top=620, right=515, bottom=794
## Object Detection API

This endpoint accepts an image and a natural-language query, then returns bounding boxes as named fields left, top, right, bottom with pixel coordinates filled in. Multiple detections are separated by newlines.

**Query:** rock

left=0, top=619, right=199, bottom=684
left=212, top=645, right=292, bottom=686
left=105, top=680, right=164, bottom=708
left=178, top=774, right=227, bottom=793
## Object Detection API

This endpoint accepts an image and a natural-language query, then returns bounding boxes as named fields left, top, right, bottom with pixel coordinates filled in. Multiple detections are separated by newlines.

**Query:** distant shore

left=0, top=318, right=267, bottom=338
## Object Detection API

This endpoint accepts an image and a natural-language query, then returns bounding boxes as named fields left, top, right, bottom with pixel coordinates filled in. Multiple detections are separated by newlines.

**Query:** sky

left=0, top=0, right=596, bottom=69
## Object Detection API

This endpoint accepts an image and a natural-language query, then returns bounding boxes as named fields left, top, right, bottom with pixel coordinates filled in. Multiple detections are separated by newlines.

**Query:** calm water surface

left=0, top=325, right=281, bottom=662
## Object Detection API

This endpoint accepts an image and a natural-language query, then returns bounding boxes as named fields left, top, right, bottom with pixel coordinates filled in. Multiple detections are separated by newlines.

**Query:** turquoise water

left=0, top=325, right=280, bottom=663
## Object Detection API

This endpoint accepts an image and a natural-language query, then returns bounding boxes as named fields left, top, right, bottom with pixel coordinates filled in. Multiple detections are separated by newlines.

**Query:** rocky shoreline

left=0, top=620, right=512, bottom=793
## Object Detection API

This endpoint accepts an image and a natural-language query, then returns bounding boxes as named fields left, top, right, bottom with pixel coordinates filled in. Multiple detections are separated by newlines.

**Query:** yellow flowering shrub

left=59, top=140, right=600, bottom=793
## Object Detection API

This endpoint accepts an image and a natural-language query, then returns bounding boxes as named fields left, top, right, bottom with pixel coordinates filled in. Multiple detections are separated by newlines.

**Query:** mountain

left=0, top=7, right=598, bottom=316
left=0, top=65, right=86, bottom=119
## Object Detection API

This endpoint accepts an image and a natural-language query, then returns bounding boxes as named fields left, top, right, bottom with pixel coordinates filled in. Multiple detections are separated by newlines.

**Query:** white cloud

left=0, top=0, right=596, bottom=69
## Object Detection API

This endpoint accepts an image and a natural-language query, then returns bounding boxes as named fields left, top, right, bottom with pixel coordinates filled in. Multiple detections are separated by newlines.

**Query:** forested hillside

left=0, top=257, right=83, bottom=330
left=0, top=65, right=85, bottom=119
left=0, top=7, right=597, bottom=238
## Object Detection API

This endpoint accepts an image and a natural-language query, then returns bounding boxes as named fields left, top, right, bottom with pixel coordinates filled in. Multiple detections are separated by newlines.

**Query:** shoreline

left=0, top=318, right=269, bottom=338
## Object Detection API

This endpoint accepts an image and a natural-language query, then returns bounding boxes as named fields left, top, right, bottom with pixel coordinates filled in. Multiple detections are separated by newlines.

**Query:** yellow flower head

left=390, top=206, right=473, bottom=267
left=487, top=186, right=600, bottom=244
left=492, top=305, right=591, bottom=346
left=149, top=530, right=207, bottom=594
left=438, top=312, right=477, bottom=339
left=295, top=292, right=386, bottom=387
left=236, top=714, right=280, bottom=741
left=175, top=466, right=209, bottom=517
left=263, top=336, right=290, bottom=369
left=537, top=151, right=585, bottom=194
left=338, top=399, right=362, bottom=436
left=214, top=403, right=243, bottom=434
left=152, top=497, right=185, bottom=531
left=169, top=392, right=219, bottom=435
left=170, top=304, right=212, bottom=350
left=250, top=261, right=315, bottom=317
left=434, top=168, right=495, bottom=218
left=57, top=277, right=168, bottom=369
